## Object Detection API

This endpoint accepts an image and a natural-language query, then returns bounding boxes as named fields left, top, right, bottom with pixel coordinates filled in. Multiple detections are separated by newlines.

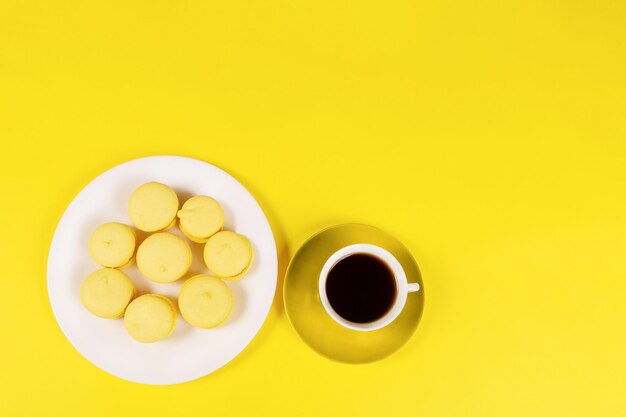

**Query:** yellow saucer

left=284, top=224, right=424, bottom=364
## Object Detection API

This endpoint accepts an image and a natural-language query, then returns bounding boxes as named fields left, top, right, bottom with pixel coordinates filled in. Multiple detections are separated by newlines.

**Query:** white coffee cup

left=319, top=243, right=420, bottom=331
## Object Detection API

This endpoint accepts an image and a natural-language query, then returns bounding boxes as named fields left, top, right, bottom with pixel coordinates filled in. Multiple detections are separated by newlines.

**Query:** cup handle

left=407, top=283, right=420, bottom=293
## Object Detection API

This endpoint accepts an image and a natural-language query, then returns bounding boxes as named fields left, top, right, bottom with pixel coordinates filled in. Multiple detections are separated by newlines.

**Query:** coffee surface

left=325, top=254, right=397, bottom=323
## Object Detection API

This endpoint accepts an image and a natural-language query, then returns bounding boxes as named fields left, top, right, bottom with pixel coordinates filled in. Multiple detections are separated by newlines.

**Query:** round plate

left=284, top=224, right=424, bottom=363
left=47, top=156, right=277, bottom=385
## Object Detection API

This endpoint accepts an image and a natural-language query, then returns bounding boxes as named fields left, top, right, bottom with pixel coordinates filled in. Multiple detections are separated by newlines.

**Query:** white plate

left=47, top=156, right=277, bottom=385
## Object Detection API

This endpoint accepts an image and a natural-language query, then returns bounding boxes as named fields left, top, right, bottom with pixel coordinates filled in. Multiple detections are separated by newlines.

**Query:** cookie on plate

left=128, top=182, right=178, bottom=232
left=88, top=222, right=136, bottom=268
left=179, top=275, right=233, bottom=329
left=136, top=232, right=192, bottom=283
left=203, top=231, right=253, bottom=279
left=80, top=268, right=135, bottom=318
left=124, top=294, right=177, bottom=343
left=177, top=196, right=225, bottom=243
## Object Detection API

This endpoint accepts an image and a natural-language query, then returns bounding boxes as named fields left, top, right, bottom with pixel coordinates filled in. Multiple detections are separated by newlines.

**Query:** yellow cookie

left=177, top=196, right=225, bottom=243
left=136, top=232, right=192, bottom=283
left=88, top=222, right=136, bottom=268
left=124, top=294, right=177, bottom=343
left=220, top=249, right=254, bottom=281
left=179, top=275, right=233, bottom=329
left=128, top=182, right=179, bottom=232
left=203, top=231, right=253, bottom=278
left=80, top=268, right=135, bottom=318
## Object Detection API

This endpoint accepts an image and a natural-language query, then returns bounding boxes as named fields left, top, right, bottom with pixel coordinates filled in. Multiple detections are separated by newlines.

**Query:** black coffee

left=325, top=253, right=397, bottom=324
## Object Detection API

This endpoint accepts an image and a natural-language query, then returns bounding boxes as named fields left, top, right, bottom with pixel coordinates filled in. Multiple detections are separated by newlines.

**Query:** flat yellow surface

left=1, top=1, right=625, bottom=416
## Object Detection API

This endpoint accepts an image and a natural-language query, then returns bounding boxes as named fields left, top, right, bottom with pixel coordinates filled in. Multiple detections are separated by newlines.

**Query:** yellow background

left=1, top=1, right=625, bottom=416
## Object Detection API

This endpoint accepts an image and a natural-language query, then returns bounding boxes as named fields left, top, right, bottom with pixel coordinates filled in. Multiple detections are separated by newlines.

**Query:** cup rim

left=319, top=244, right=409, bottom=331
